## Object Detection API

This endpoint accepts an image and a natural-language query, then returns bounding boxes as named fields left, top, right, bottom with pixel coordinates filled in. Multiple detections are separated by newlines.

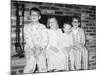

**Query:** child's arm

left=80, top=28, right=86, bottom=45
left=24, top=25, right=35, bottom=52
left=49, top=45, right=59, bottom=53
left=41, top=25, right=49, bottom=49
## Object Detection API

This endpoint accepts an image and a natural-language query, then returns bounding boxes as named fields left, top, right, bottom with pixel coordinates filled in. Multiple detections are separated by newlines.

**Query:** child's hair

left=62, top=22, right=72, bottom=33
left=63, top=21, right=72, bottom=26
left=47, top=16, right=59, bottom=29
left=30, top=7, right=41, bottom=16
left=72, top=15, right=81, bottom=22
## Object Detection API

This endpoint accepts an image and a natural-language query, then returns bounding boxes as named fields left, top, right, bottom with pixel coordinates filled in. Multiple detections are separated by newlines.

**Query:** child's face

left=31, top=11, right=41, bottom=22
left=72, top=18, right=80, bottom=28
left=63, top=24, right=71, bottom=33
left=49, top=18, right=58, bottom=30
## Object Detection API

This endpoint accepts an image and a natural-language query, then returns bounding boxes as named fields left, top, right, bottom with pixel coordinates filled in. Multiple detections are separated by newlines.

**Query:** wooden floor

left=11, top=50, right=96, bottom=75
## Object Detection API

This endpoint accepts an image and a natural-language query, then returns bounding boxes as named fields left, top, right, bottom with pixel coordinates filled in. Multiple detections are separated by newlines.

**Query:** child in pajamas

left=23, top=7, right=48, bottom=73
left=46, top=17, right=66, bottom=72
left=60, top=23, right=75, bottom=71
left=71, top=16, right=88, bottom=70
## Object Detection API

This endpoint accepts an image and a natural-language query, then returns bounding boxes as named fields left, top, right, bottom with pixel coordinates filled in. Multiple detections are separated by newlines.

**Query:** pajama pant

left=74, top=45, right=88, bottom=70
left=63, top=48, right=75, bottom=71
left=23, top=46, right=47, bottom=73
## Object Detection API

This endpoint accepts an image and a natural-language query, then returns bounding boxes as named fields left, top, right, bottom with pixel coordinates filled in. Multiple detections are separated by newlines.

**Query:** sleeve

left=70, top=33, right=74, bottom=46
left=24, top=25, right=33, bottom=49
left=41, top=25, right=49, bottom=49
left=80, top=28, right=86, bottom=45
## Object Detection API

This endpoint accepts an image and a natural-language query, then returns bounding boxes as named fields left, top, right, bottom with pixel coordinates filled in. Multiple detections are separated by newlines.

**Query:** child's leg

left=61, top=48, right=69, bottom=71
left=74, top=47, right=81, bottom=70
left=65, top=54, right=69, bottom=71
left=69, top=49, right=75, bottom=70
left=23, top=56, right=36, bottom=73
left=80, top=46, right=88, bottom=70
left=37, top=52, right=47, bottom=72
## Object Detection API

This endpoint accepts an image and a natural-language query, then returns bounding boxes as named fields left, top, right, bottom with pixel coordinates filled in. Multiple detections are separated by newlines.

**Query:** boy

left=71, top=16, right=88, bottom=70
left=23, top=7, right=48, bottom=73
left=61, top=23, right=75, bottom=70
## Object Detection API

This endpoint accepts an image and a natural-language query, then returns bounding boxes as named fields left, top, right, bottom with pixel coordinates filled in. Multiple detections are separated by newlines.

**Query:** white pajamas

left=46, top=29, right=66, bottom=71
left=72, top=27, right=88, bottom=70
left=23, top=23, right=48, bottom=73
left=59, top=32, right=75, bottom=70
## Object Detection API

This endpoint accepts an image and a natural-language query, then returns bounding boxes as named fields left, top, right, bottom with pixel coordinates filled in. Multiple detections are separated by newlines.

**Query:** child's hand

left=50, top=46, right=59, bottom=53
left=63, top=47, right=71, bottom=54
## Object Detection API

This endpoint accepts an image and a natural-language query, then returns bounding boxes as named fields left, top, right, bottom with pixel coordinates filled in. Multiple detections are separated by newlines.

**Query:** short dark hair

left=30, top=7, right=41, bottom=16
left=64, top=21, right=71, bottom=25
left=72, top=15, right=80, bottom=22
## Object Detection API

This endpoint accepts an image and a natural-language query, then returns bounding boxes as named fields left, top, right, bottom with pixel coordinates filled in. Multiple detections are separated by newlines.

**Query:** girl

left=71, top=16, right=88, bottom=70
left=46, top=17, right=66, bottom=72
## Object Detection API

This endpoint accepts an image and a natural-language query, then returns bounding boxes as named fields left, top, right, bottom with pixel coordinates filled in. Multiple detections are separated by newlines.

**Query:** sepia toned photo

left=11, top=0, right=96, bottom=75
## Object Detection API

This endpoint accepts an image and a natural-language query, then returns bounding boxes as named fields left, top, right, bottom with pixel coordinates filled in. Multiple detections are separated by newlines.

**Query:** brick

left=63, top=11, right=73, bottom=14
left=93, top=30, right=96, bottom=32
left=88, top=46, right=96, bottom=48
left=86, top=30, right=92, bottom=32
left=82, top=10, right=93, bottom=14
left=42, top=9, right=55, bottom=14
left=86, top=10, right=93, bottom=13
left=86, top=17, right=95, bottom=20
left=89, top=33, right=96, bottom=36
left=60, top=8, right=71, bottom=12
left=81, top=5, right=90, bottom=10
left=43, top=3, right=53, bottom=6
left=24, top=8, right=30, bottom=11
left=50, top=7, right=59, bottom=10
left=65, top=4, right=73, bottom=8
left=83, top=27, right=89, bottom=29
left=73, top=5, right=82, bottom=9
left=86, top=24, right=93, bottom=26
left=32, top=2, right=43, bottom=5
left=92, top=11, right=96, bottom=14
left=92, top=56, right=96, bottom=59
left=89, top=27, right=96, bottom=29
left=39, top=6, right=50, bottom=9
left=89, top=6, right=96, bottom=11
left=81, top=13, right=90, bottom=17
left=82, top=20, right=89, bottom=23
left=74, top=9, right=81, bottom=13
left=53, top=3, right=65, bottom=7
left=63, top=11, right=73, bottom=16
left=55, top=11, right=63, bottom=14
left=89, top=14, right=96, bottom=17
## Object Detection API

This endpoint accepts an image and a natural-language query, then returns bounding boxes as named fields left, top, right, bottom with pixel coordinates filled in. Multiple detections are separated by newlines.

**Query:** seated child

left=71, top=16, right=88, bottom=70
left=60, top=23, right=75, bottom=70
left=46, top=16, right=66, bottom=72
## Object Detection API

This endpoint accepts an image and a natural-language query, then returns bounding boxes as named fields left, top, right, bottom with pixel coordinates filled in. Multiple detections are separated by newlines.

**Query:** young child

left=71, top=16, right=88, bottom=70
left=46, top=17, right=66, bottom=72
left=23, top=7, right=48, bottom=73
left=60, top=23, right=75, bottom=71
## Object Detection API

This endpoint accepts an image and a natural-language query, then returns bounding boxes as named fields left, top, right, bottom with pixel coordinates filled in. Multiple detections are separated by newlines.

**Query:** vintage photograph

left=11, top=0, right=96, bottom=75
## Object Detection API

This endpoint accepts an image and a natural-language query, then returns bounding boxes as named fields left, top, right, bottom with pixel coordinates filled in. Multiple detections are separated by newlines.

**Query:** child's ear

left=72, top=23, right=73, bottom=26
left=39, top=16, right=41, bottom=20
left=78, top=23, right=80, bottom=25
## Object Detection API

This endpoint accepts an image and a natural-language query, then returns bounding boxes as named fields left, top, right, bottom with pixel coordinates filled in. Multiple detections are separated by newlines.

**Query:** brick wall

left=11, top=1, right=96, bottom=52
left=23, top=2, right=96, bottom=51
